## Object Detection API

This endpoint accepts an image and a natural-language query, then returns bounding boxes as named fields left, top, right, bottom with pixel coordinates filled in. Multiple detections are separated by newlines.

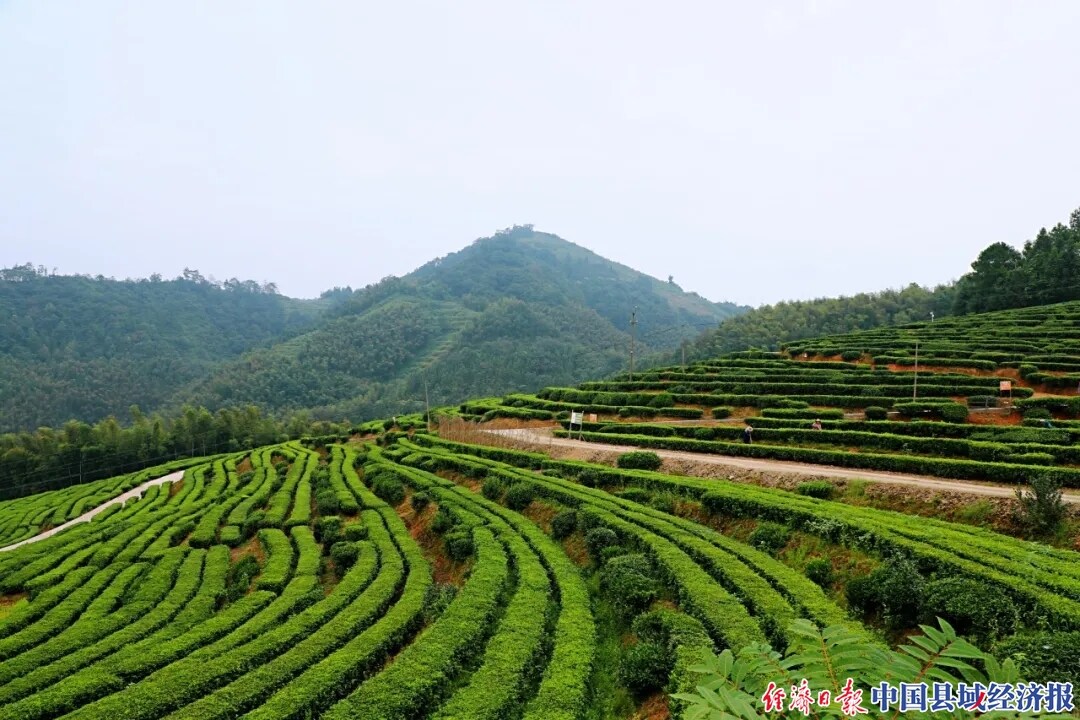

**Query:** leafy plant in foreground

left=674, top=618, right=1058, bottom=719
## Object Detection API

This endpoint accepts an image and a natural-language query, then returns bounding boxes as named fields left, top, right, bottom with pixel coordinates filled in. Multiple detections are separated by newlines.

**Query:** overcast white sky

left=1, top=1, right=1078, bottom=306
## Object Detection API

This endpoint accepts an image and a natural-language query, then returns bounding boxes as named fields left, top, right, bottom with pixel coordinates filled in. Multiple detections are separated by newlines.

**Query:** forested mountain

left=0, top=266, right=328, bottom=430
left=176, top=226, right=745, bottom=419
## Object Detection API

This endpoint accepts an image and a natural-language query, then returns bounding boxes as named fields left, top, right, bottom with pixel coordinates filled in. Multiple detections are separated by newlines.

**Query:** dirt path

left=0, top=469, right=185, bottom=553
left=485, top=428, right=1080, bottom=504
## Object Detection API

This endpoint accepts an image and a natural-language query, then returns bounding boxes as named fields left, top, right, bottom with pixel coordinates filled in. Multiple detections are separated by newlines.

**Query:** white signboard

left=570, top=411, right=584, bottom=425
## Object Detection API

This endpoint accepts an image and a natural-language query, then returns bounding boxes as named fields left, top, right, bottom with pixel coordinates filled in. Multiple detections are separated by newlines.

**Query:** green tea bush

left=921, top=577, right=1018, bottom=641
left=617, top=487, right=652, bottom=504
left=373, top=476, right=406, bottom=506
left=1012, top=452, right=1055, bottom=466
left=316, top=515, right=343, bottom=546
left=648, top=393, right=675, bottom=408
left=550, top=509, right=578, bottom=540
left=649, top=494, right=676, bottom=514
left=410, top=490, right=431, bottom=513
left=848, top=559, right=925, bottom=629
left=584, top=527, right=619, bottom=560
left=940, top=403, right=970, bottom=423
left=444, top=529, right=474, bottom=561
left=693, top=427, right=715, bottom=441
left=864, top=406, right=888, bottom=420
left=997, top=631, right=1080, bottom=688
left=343, top=524, right=369, bottom=542
left=616, top=451, right=663, bottom=471
left=841, top=350, right=862, bottom=362
left=1023, top=407, right=1053, bottom=421
left=481, top=476, right=505, bottom=501
left=619, top=642, right=670, bottom=697
left=431, top=507, right=456, bottom=534
left=329, top=541, right=359, bottom=575
left=504, top=483, right=536, bottom=510
left=748, top=521, right=790, bottom=554
left=795, top=481, right=834, bottom=500
left=711, top=406, right=733, bottom=419
left=805, top=559, right=834, bottom=587
left=315, top=489, right=340, bottom=516
left=600, top=553, right=658, bottom=618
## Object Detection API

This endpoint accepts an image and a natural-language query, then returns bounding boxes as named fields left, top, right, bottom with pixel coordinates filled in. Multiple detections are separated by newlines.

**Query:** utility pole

left=423, top=374, right=432, bottom=432
left=912, top=340, right=919, bottom=399
left=628, top=307, right=638, bottom=381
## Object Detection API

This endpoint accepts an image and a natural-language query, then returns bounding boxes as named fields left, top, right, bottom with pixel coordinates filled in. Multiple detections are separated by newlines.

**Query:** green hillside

left=0, top=266, right=326, bottom=431
left=467, top=300, right=1080, bottom=489
left=2, top=300, right=1080, bottom=718
left=176, top=226, right=745, bottom=420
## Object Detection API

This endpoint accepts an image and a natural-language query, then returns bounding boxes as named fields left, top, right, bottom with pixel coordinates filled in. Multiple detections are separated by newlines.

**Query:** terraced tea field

left=4, top=301, right=1080, bottom=718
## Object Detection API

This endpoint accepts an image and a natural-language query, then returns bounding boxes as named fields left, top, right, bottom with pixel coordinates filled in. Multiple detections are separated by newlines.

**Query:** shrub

left=711, top=406, right=733, bottom=419
left=795, top=481, right=834, bottom=500
left=845, top=575, right=877, bottom=615
left=616, top=451, right=663, bottom=471
left=410, top=491, right=431, bottom=513
left=584, top=527, right=619, bottom=560
left=316, top=515, right=343, bottom=546
left=423, top=583, right=458, bottom=623
left=601, top=553, right=658, bottom=618
left=940, top=403, right=969, bottom=423
left=921, top=577, right=1018, bottom=641
left=841, top=350, right=862, bottom=362
left=618, top=487, right=652, bottom=504
left=444, top=529, right=474, bottom=561
left=748, top=521, right=791, bottom=554
left=1018, top=363, right=1040, bottom=379
left=648, top=393, right=675, bottom=409
left=600, top=545, right=631, bottom=563
left=226, top=555, right=260, bottom=602
left=1024, top=407, right=1053, bottom=421
left=619, top=642, right=671, bottom=697
left=850, top=559, right=925, bottom=629
left=864, top=406, right=888, bottom=420
left=372, top=476, right=405, bottom=506
left=481, top=477, right=505, bottom=501
left=343, top=524, right=369, bottom=542
left=1012, top=452, right=1056, bottom=466
left=693, top=427, right=715, bottom=441
left=315, top=489, right=340, bottom=516
left=1015, top=475, right=1067, bottom=539
left=577, top=469, right=599, bottom=488
left=996, top=631, right=1080, bottom=687
left=649, top=494, right=676, bottom=514
left=329, top=541, right=359, bottom=574
left=550, top=510, right=578, bottom=540
left=504, top=483, right=536, bottom=510
left=805, top=559, right=834, bottom=587
left=431, top=508, right=456, bottom=534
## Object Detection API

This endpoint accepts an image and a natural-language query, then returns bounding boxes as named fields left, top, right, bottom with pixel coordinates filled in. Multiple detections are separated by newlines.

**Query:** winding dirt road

left=0, top=469, right=186, bottom=553
left=485, top=428, right=1080, bottom=505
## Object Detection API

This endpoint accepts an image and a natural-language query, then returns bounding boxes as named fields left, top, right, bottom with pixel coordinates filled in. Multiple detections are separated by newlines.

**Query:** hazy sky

left=2, top=1, right=1078, bottom=307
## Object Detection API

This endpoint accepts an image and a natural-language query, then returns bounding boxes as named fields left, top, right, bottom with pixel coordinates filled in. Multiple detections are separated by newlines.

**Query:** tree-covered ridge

left=684, top=204, right=1080, bottom=364
left=0, top=267, right=327, bottom=431
left=176, top=226, right=746, bottom=422
left=953, top=207, right=1080, bottom=314
left=685, top=283, right=955, bottom=362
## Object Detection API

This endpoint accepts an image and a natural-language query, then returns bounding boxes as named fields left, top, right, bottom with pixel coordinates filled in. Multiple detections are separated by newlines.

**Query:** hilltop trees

left=954, top=207, right=1080, bottom=314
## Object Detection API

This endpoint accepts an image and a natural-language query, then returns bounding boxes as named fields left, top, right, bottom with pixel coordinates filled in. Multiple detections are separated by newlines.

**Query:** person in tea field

left=811, top=418, right=823, bottom=430
left=742, top=425, right=754, bottom=444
